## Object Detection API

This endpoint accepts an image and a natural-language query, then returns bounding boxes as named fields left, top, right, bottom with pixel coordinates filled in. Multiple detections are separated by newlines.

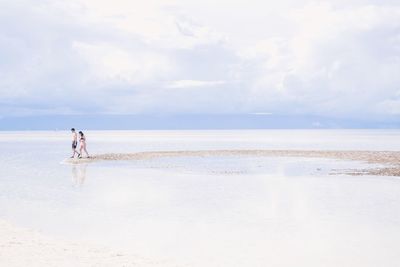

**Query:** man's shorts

left=72, top=141, right=77, bottom=149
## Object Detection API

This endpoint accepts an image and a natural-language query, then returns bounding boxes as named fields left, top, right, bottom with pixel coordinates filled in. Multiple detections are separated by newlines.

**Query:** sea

left=1, top=130, right=400, bottom=266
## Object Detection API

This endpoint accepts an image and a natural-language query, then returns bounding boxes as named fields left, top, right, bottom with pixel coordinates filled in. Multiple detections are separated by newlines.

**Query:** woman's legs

left=78, top=143, right=89, bottom=158
left=83, top=144, right=89, bottom=157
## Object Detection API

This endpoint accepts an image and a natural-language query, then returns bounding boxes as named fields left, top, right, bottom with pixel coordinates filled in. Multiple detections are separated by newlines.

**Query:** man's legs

left=71, top=142, right=79, bottom=158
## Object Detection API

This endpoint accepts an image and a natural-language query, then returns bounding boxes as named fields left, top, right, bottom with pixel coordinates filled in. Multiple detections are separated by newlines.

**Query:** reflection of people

left=71, top=164, right=87, bottom=186
left=70, top=128, right=80, bottom=158
left=78, top=131, right=90, bottom=158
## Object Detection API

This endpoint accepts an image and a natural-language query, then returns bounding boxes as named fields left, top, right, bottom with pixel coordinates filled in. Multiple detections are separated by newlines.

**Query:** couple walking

left=71, top=128, right=90, bottom=158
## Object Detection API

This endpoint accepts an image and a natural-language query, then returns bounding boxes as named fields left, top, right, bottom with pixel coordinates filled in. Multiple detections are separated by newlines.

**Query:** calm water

left=1, top=130, right=400, bottom=266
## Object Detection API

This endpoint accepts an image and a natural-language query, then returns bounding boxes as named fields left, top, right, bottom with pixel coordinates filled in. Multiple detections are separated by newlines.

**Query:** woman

left=78, top=131, right=90, bottom=158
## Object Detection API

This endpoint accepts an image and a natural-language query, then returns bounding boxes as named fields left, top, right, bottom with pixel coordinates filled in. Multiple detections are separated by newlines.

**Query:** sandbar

left=65, top=150, right=400, bottom=177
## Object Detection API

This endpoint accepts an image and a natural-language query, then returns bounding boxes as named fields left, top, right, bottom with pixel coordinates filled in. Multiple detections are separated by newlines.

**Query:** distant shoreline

left=1, top=114, right=399, bottom=131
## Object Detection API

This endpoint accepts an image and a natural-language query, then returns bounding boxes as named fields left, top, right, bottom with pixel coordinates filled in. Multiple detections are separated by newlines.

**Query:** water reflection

left=71, top=164, right=87, bottom=186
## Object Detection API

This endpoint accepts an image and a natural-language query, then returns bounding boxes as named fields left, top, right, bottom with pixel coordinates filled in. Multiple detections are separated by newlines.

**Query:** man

left=71, top=128, right=80, bottom=158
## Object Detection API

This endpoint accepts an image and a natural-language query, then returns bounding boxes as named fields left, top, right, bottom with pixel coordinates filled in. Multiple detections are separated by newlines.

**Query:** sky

left=0, top=0, right=400, bottom=126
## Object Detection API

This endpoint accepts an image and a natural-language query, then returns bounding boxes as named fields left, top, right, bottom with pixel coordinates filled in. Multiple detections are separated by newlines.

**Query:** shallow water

left=1, top=130, right=400, bottom=266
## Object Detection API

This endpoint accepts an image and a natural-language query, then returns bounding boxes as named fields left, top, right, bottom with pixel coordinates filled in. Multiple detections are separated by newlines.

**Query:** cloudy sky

left=1, top=0, right=400, bottom=120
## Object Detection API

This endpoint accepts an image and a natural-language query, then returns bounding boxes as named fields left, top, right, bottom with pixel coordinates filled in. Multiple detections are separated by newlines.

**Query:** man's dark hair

left=71, top=128, right=75, bottom=131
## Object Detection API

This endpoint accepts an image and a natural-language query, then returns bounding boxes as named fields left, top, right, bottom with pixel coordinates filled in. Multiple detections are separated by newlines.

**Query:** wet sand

left=66, top=150, right=400, bottom=177
left=0, top=220, right=177, bottom=267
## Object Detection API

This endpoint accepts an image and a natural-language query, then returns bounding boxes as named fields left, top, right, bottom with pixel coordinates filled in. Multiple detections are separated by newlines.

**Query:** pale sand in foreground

left=0, top=220, right=178, bottom=267
left=66, top=150, right=400, bottom=177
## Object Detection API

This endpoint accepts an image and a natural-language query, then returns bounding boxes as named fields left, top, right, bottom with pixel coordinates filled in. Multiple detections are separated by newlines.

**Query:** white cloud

left=72, top=41, right=173, bottom=84
left=167, top=80, right=226, bottom=89
left=376, top=99, right=400, bottom=115
left=239, top=2, right=400, bottom=116
left=0, top=0, right=399, bottom=119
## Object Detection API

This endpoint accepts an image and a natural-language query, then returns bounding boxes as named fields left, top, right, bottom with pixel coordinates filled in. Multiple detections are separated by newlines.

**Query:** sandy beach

left=0, top=220, right=177, bottom=267
left=66, top=149, right=400, bottom=177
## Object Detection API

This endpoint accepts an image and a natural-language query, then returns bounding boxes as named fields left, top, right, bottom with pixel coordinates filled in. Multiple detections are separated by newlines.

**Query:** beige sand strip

left=66, top=150, right=400, bottom=177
